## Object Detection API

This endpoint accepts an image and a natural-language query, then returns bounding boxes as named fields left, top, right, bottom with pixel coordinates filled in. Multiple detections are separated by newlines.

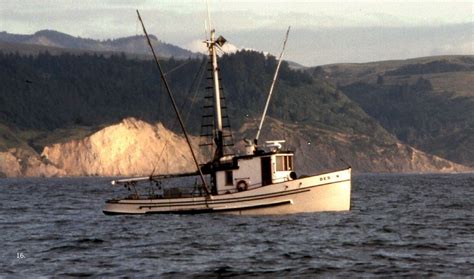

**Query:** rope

left=152, top=56, right=208, bottom=173
left=163, top=59, right=194, bottom=77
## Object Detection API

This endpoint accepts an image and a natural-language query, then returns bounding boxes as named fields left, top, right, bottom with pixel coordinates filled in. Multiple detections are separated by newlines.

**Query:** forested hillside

left=318, top=56, right=474, bottom=167
left=0, top=51, right=195, bottom=131
left=0, top=50, right=470, bottom=176
left=0, top=50, right=385, bottom=139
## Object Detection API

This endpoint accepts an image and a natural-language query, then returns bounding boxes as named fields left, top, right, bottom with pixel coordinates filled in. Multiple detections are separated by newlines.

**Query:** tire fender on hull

left=236, top=180, right=248, bottom=192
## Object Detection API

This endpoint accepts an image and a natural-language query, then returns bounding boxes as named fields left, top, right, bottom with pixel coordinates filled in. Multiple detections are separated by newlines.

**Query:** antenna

left=206, top=0, right=212, bottom=30
left=204, top=0, right=211, bottom=41
left=204, top=21, right=209, bottom=41
left=255, top=26, right=291, bottom=144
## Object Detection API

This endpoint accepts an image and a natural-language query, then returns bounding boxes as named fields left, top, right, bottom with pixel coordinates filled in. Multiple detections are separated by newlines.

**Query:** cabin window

left=276, top=155, right=293, bottom=171
left=225, top=170, right=233, bottom=186
left=276, top=156, right=285, bottom=171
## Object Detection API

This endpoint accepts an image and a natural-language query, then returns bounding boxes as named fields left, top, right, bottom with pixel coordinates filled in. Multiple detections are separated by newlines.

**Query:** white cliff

left=41, top=118, right=198, bottom=176
left=0, top=117, right=471, bottom=177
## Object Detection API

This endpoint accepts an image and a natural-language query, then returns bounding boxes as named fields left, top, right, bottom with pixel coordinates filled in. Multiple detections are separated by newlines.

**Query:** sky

left=0, top=0, right=472, bottom=66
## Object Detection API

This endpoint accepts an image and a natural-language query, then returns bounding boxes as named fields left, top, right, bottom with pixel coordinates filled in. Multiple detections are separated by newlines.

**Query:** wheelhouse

left=214, top=151, right=295, bottom=195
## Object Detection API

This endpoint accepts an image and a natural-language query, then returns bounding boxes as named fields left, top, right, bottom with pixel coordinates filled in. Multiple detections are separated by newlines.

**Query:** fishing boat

left=103, top=10, right=351, bottom=215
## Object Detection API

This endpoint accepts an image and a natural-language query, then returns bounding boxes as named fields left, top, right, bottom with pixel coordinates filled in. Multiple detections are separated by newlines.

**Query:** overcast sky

left=1, top=0, right=472, bottom=66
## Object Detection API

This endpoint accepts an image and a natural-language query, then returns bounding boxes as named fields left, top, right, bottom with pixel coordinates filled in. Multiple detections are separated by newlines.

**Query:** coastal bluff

left=0, top=117, right=470, bottom=177
left=0, top=118, right=197, bottom=177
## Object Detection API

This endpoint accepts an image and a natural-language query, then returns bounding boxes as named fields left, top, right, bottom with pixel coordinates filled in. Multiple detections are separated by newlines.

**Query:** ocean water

left=1, top=174, right=473, bottom=277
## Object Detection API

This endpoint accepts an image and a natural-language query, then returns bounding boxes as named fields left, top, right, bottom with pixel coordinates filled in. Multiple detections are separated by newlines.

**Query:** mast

left=205, top=17, right=226, bottom=161
left=136, top=10, right=211, bottom=196
left=255, top=26, right=291, bottom=145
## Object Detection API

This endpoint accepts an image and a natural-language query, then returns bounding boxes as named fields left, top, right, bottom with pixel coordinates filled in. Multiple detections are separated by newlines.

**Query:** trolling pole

left=136, top=10, right=211, bottom=196
left=255, top=26, right=291, bottom=145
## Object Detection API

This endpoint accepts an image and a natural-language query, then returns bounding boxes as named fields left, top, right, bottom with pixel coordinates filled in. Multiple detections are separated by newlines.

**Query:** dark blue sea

left=1, top=173, right=473, bottom=277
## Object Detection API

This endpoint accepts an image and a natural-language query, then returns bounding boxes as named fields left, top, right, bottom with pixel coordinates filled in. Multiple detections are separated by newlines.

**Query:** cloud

left=185, top=40, right=207, bottom=54
left=185, top=39, right=240, bottom=55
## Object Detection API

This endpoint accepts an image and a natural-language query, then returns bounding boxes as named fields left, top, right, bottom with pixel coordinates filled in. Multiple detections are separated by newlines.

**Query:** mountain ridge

left=0, top=30, right=199, bottom=59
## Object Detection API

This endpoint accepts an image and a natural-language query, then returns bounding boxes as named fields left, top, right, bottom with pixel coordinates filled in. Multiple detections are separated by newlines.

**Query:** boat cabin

left=214, top=150, right=296, bottom=195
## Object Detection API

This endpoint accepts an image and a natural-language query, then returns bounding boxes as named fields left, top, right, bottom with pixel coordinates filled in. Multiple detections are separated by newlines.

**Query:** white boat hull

left=103, top=168, right=351, bottom=215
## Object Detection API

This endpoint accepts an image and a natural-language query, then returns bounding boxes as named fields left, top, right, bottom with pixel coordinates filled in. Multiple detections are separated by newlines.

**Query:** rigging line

left=148, top=82, right=169, bottom=177
left=163, top=59, right=193, bottom=77
left=183, top=57, right=209, bottom=124
left=167, top=57, right=208, bottom=137
left=151, top=60, right=201, bottom=180
left=153, top=56, right=208, bottom=170
left=136, top=10, right=211, bottom=196
left=163, top=56, right=208, bottom=130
